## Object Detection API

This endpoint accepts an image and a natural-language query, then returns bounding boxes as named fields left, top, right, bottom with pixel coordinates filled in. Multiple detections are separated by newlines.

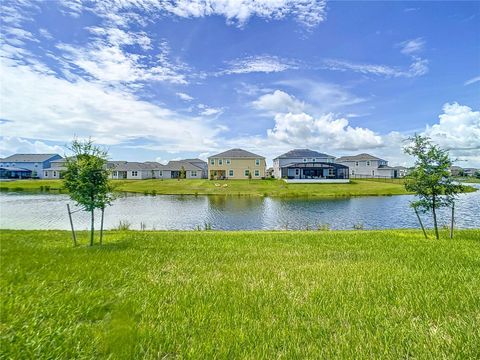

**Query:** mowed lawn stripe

left=1, top=230, right=479, bottom=359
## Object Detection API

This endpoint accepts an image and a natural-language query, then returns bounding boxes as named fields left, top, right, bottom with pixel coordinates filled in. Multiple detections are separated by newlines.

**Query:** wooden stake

left=414, top=207, right=428, bottom=239
left=450, top=202, right=455, bottom=239
left=100, top=207, right=105, bottom=245
left=67, top=204, right=77, bottom=246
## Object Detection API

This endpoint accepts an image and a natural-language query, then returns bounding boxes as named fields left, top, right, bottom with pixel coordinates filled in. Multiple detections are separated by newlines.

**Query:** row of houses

left=0, top=148, right=417, bottom=181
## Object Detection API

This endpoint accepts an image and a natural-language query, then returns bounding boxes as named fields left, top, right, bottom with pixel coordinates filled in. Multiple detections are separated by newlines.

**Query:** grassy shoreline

left=1, top=178, right=413, bottom=197
left=1, top=229, right=479, bottom=358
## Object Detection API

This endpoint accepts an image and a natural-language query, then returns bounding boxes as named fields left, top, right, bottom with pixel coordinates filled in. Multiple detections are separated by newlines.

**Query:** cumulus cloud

left=425, top=102, right=480, bottom=152
left=267, top=112, right=383, bottom=150
left=252, top=90, right=305, bottom=114
left=221, top=55, right=297, bottom=75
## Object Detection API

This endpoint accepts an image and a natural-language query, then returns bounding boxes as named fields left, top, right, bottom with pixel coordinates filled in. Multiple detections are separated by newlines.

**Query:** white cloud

left=0, top=62, right=225, bottom=152
left=399, top=37, right=425, bottom=55
left=197, top=104, right=223, bottom=116
left=464, top=76, right=480, bottom=86
left=221, top=55, right=297, bottom=75
left=425, top=102, right=480, bottom=152
left=56, top=31, right=187, bottom=85
left=0, top=137, right=65, bottom=158
left=61, top=0, right=327, bottom=28
left=176, top=92, right=194, bottom=101
left=323, top=57, right=429, bottom=78
left=267, top=112, right=383, bottom=150
left=252, top=90, right=305, bottom=114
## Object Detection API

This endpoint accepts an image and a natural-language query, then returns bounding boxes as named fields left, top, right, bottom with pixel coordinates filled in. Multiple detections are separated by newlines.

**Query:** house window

left=229, top=170, right=234, bottom=177
left=255, top=159, right=260, bottom=166
left=244, top=169, right=250, bottom=177
left=372, top=170, right=375, bottom=176
left=132, top=171, right=138, bottom=176
left=113, top=171, right=117, bottom=176
left=254, top=170, right=259, bottom=177
left=44, top=171, right=48, bottom=177
left=366, top=161, right=370, bottom=166
left=35, top=164, right=38, bottom=167
left=191, top=170, right=197, bottom=177
left=295, top=169, right=300, bottom=176
left=218, top=159, right=223, bottom=165
left=313, top=158, right=316, bottom=162
left=328, top=168, right=335, bottom=176
left=210, top=159, right=215, bottom=165
left=53, top=171, right=57, bottom=177
left=355, top=161, right=359, bottom=167
left=159, top=171, right=163, bottom=176
left=226, top=159, right=231, bottom=165
left=351, top=170, right=355, bottom=175
left=303, top=158, right=307, bottom=162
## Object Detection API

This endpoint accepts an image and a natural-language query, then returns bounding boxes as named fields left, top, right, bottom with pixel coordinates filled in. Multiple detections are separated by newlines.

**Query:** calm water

left=1, top=184, right=479, bottom=230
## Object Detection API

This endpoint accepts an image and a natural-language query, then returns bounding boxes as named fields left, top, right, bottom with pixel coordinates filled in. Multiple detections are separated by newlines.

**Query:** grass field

left=1, top=229, right=479, bottom=358
left=0, top=178, right=416, bottom=197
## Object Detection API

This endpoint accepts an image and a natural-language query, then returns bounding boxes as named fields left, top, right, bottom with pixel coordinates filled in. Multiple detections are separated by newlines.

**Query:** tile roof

left=209, top=148, right=264, bottom=159
left=274, top=149, right=335, bottom=160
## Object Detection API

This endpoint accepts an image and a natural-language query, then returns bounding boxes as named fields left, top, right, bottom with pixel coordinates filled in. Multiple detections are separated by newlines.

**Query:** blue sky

left=1, top=0, right=479, bottom=166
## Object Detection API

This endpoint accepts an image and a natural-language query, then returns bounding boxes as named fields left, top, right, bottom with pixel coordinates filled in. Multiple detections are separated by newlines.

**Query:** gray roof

left=393, top=166, right=408, bottom=170
left=110, top=162, right=162, bottom=171
left=209, top=148, right=264, bottom=159
left=162, top=160, right=203, bottom=171
left=336, top=153, right=384, bottom=162
left=0, top=166, right=32, bottom=172
left=0, top=154, right=62, bottom=163
left=274, top=149, right=334, bottom=160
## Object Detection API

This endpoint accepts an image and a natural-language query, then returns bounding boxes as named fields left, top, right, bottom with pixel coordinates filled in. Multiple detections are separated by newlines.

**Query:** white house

left=273, top=149, right=335, bottom=179
left=336, top=153, right=398, bottom=178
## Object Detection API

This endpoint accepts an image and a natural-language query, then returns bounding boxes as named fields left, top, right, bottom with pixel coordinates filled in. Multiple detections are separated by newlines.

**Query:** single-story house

left=0, top=153, right=63, bottom=179
left=336, top=153, right=398, bottom=178
left=449, top=166, right=464, bottom=177
left=208, top=148, right=266, bottom=180
left=463, top=168, right=478, bottom=177
left=159, top=159, right=207, bottom=179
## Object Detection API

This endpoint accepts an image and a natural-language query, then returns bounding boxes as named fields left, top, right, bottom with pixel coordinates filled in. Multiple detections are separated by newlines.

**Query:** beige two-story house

left=208, top=148, right=266, bottom=180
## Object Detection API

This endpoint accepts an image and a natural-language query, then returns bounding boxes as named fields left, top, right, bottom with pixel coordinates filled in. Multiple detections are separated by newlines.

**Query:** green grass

left=1, top=229, right=479, bottom=359
left=453, top=177, right=480, bottom=184
left=0, top=178, right=415, bottom=197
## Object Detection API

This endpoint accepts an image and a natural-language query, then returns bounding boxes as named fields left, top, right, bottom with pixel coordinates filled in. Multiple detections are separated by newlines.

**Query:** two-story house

left=0, top=154, right=63, bottom=179
left=336, top=153, right=397, bottom=178
left=208, top=149, right=266, bottom=180
left=273, top=149, right=336, bottom=179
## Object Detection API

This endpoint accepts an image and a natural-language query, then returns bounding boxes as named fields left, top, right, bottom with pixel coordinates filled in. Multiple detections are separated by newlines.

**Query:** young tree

left=179, top=166, right=186, bottom=179
left=404, top=135, right=463, bottom=239
left=63, top=139, right=113, bottom=246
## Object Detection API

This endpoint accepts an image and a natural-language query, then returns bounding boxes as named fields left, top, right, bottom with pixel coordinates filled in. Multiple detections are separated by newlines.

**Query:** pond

left=1, top=185, right=479, bottom=230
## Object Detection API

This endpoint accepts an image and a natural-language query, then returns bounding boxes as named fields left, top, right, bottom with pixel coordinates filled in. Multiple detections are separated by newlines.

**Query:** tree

left=475, top=170, right=480, bottom=179
left=404, top=135, right=463, bottom=239
left=179, top=166, right=186, bottom=179
left=63, top=139, right=113, bottom=246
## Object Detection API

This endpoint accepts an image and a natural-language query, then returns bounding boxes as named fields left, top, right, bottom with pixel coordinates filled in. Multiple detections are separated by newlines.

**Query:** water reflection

left=0, top=185, right=479, bottom=230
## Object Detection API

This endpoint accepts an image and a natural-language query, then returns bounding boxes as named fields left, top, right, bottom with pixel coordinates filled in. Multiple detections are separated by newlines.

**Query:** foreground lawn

left=0, top=178, right=414, bottom=197
left=1, top=230, right=479, bottom=359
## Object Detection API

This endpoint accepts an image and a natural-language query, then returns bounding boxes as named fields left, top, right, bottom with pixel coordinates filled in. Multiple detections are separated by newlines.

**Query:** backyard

left=1, top=229, right=479, bottom=359
left=1, top=178, right=414, bottom=197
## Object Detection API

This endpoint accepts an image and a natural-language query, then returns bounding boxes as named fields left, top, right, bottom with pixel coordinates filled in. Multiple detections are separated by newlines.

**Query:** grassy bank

left=0, top=178, right=415, bottom=197
left=1, top=229, right=479, bottom=358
